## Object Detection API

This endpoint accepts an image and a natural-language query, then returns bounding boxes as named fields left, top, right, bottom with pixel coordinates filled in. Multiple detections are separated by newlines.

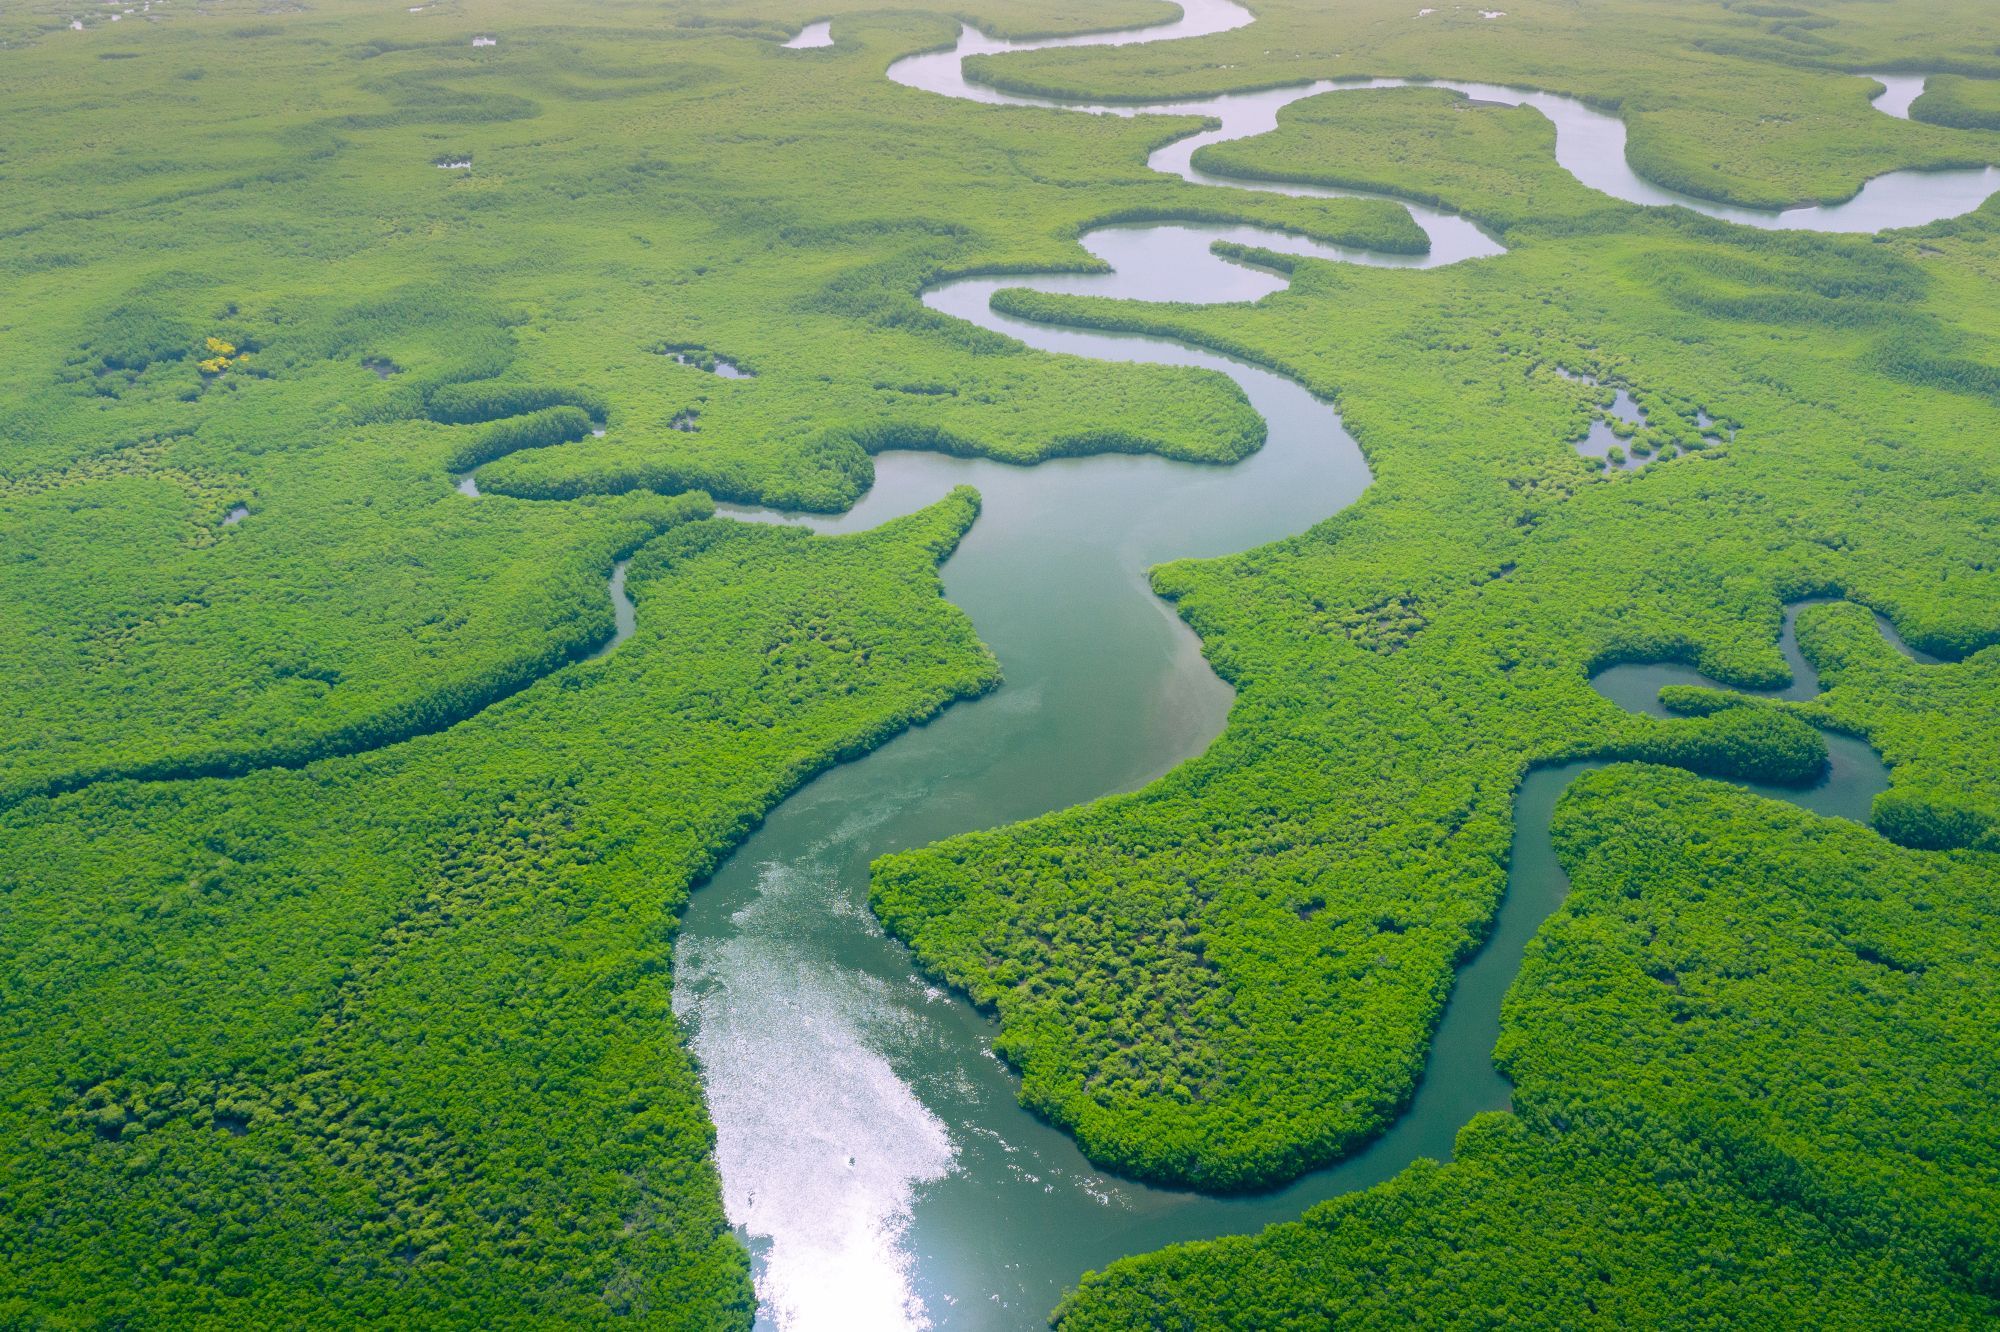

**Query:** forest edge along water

left=680, top=218, right=1374, bottom=1332
left=887, top=0, right=2000, bottom=234
left=27, top=3, right=1973, bottom=1328
left=667, top=3, right=1967, bottom=1329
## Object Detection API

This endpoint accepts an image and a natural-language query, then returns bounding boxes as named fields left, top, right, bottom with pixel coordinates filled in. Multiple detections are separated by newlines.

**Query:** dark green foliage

left=426, top=382, right=609, bottom=426
left=446, top=404, right=595, bottom=472
left=325, top=87, right=544, bottom=130
left=1874, top=789, right=2000, bottom=851
left=1623, top=705, right=1828, bottom=785
left=1055, top=771, right=2000, bottom=1325
left=1654, top=683, right=1743, bottom=715
left=1868, top=317, right=2000, bottom=404
left=1647, top=231, right=1925, bottom=328
left=0, top=493, right=996, bottom=1324
left=80, top=302, right=199, bottom=374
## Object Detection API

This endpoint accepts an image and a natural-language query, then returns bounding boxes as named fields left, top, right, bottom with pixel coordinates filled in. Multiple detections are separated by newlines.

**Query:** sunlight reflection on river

left=676, top=819, right=956, bottom=1331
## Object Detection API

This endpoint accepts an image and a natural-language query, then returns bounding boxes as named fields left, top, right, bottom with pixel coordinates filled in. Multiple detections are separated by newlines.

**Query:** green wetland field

left=4, top=0, right=2000, bottom=1326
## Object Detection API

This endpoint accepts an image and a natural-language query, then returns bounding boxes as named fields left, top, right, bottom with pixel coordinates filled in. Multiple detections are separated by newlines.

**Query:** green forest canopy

left=2, top=0, right=1999, bottom=1325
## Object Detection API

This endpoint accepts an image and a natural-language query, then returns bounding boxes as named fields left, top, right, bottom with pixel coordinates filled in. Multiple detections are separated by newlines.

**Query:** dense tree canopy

left=4, top=0, right=1999, bottom=1323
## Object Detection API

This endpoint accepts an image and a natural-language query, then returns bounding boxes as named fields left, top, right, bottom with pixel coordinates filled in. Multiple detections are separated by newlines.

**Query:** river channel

left=665, top=4, right=1965, bottom=1327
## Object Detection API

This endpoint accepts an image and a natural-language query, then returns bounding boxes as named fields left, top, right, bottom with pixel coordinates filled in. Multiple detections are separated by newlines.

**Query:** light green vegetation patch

left=1053, top=769, right=2000, bottom=1326
left=1190, top=85, right=1618, bottom=234
left=0, top=494, right=996, bottom=1325
left=1914, top=73, right=2000, bottom=132
left=0, top=285, right=694, bottom=804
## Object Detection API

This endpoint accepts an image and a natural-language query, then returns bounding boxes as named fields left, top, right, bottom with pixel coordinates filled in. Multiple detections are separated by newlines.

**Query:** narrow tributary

left=1870, top=73, right=1930, bottom=121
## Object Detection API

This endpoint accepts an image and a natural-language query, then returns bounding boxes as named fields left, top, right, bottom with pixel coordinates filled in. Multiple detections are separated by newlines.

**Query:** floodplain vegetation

left=1914, top=74, right=2000, bottom=133
left=3, top=493, right=998, bottom=1325
left=1054, top=769, right=2000, bottom=1328
left=3, top=0, right=2000, bottom=1325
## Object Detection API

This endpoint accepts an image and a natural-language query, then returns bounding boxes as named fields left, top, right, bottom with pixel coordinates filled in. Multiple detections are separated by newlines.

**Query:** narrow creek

left=1870, top=73, right=1930, bottom=121
left=661, top=5, right=1957, bottom=1328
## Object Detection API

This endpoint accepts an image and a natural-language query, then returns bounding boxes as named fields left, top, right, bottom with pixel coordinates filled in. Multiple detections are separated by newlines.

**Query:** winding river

left=676, top=285, right=1900, bottom=1328
left=17, top=7, right=1970, bottom=1321
left=657, top=4, right=1979, bottom=1327
left=888, top=0, right=2000, bottom=234
left=64, top=4, right=1965, bottom=1327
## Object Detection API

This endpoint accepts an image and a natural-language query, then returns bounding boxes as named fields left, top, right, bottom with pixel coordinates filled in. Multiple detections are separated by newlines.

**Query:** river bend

left=889, top=0, right=2000, bottom=235
left=673, top=5, right=1949, bottom=1328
